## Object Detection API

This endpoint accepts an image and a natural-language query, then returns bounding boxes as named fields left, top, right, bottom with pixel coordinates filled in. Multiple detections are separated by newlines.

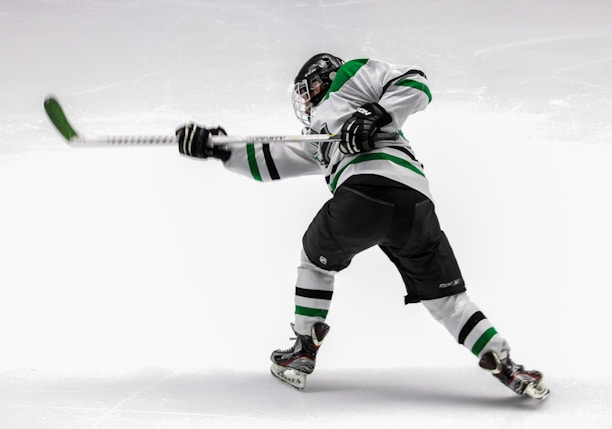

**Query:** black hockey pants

left=302, top=174, right=466, bottom=303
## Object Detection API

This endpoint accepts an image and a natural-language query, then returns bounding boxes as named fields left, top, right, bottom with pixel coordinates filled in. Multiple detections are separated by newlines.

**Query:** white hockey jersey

left=223, top=58, right=433, bottom=200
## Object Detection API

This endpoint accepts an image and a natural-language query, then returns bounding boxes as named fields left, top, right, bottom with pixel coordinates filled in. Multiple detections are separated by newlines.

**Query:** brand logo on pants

left=439, top=278, right=462, bottom=288
left=319, top=256, right=328, bottom=265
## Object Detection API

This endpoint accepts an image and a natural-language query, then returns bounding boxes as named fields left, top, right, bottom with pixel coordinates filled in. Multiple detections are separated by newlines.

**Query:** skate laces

left=282, top=322, right=330, bottom=348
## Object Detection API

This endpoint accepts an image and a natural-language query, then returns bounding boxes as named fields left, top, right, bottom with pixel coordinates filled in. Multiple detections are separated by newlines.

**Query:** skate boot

left=479, top=351, right=550, bottom=400
left=270, top=322, right=330, bottom=390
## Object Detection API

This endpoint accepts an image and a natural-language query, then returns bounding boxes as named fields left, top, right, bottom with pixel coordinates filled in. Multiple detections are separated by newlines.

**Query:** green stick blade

left=44, top=96, right=79, bottom=141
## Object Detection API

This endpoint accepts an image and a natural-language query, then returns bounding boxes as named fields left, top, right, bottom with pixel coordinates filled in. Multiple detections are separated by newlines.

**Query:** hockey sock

left=422, top=292, right=510, bottom=358
left=293, top=249, right=336, bottom=335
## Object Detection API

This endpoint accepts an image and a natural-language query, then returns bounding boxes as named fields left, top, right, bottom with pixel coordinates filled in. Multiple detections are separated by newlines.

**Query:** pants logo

left=439, top=278, right=462, bottom=288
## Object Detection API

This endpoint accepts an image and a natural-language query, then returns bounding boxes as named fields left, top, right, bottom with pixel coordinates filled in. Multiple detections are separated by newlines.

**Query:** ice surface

left=1, top=0, right=612, bottom=428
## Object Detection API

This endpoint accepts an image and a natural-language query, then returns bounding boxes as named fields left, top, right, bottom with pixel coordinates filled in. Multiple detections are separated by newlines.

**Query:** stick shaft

left=69, top=134, right=336, bottom=146
left=67, top=132, right=398, bottom=147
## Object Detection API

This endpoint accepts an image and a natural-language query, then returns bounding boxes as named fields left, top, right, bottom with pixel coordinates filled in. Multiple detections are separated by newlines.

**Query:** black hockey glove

left=176, top=123, right=231, bottom=161
left=339, top=103, right=392, bottom=155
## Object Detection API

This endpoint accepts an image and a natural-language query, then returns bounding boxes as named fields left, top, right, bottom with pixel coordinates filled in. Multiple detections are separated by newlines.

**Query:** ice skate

left=270, top=322, right=330, bottom=390
left=479, top=351, right=550, bottom=400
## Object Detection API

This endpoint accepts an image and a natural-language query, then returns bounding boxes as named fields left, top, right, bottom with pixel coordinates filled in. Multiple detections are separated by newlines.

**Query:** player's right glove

left=176, top=123, right=231, bottom=161
left=339, top=103, right=392, bottom=155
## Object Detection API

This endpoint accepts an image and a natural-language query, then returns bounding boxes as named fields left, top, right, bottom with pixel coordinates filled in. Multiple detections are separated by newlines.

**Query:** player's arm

left=223, top=140, right=321, bottom=182
left=175, top=123, right=322, bottom=182
left=376, top=66, right=432, bottom=130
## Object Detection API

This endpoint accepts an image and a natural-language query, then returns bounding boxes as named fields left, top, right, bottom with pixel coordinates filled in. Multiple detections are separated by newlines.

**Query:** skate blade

left=524, top=381, right=551, bottom=400
left=270, top=364, right=307, bottom=390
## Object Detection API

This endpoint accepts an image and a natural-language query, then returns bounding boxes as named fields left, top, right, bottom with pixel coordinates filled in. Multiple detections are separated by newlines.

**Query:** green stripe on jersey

left=295, top=305, right=329, bottom=318
left=246, top=143, right=263, bottom=181
left=330, top=152, right=425, bottom=192
left=471, top=327, right=498, bottom=356
left=324, top=58, right=369, bottom=101
left=395, top=78, right=432, bottom=102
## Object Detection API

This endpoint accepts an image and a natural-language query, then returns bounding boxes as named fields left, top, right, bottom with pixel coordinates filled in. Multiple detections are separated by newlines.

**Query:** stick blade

left=44, top=96, right=79, bottom=142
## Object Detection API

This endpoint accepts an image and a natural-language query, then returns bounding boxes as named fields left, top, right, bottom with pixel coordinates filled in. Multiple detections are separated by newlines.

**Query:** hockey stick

left=43, top=96, right=398, bottom=147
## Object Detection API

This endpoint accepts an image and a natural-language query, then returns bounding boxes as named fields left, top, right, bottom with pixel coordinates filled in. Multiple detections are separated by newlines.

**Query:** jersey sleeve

left=222, top=141, right=322, bottom=182
left=377, top=66, right=432, bottom=130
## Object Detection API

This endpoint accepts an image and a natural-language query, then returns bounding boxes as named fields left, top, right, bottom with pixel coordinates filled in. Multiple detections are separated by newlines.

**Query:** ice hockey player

left=175, top=53, right=550, bottom=400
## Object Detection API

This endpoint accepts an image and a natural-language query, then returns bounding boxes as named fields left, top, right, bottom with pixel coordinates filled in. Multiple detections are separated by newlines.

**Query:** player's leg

left=383, top=195, right=549, bottom=399
left=423, top=293, right=549, bottom=399
left=271, top=177, right=395, bottom=388
left=421, top=292, right=510, bottom=359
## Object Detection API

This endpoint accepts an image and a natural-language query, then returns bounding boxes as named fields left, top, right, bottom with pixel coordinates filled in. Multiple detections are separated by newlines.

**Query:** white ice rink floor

left=2, top=0, right=612, bottom=428
left=1, top=368, right=609, bottom=429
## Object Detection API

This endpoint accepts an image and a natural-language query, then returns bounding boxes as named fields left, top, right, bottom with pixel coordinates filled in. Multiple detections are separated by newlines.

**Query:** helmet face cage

left=292, top=79, right=312, bottom=126
left=292, top=74, right=326, bottom=126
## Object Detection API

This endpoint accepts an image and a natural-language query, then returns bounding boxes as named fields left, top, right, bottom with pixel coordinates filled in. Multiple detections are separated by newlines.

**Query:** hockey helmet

left=292, top=53, right=345, bottom=126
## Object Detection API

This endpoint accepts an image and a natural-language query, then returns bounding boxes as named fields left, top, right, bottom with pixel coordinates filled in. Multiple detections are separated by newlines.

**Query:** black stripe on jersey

left=382, top=69, right=427, bottom=94
left=331, top=161, right=341, bottom=175
left=458, top=311, right=486, bottom=345
left=386, top=145, right=418, bottom=163
left=262, top=144, right=280, bottom=180
left=296, top=287, right=333, bottom=300
left=325, top=160, right=342, bottom=184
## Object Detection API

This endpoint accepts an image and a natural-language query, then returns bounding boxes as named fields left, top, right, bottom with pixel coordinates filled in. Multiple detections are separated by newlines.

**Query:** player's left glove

left=176, top=123, right=231, bottom=161
left=339, top=103, right=392, bottom=155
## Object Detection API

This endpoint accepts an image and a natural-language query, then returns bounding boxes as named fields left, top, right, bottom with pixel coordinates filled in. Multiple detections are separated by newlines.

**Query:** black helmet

left=292, top=53, right=344, bottom=125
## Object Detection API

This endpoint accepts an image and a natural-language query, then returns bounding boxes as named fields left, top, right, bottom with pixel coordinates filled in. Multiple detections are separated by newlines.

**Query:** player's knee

left=422, top=292, right=470, bottom=321
left=302, top=239, right=351, bottom=272
left=299, top=248, right=338, bottom=275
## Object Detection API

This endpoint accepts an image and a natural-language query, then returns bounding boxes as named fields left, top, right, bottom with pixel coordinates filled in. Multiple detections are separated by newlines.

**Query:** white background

left=1, top=0, right=611, bottom=427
